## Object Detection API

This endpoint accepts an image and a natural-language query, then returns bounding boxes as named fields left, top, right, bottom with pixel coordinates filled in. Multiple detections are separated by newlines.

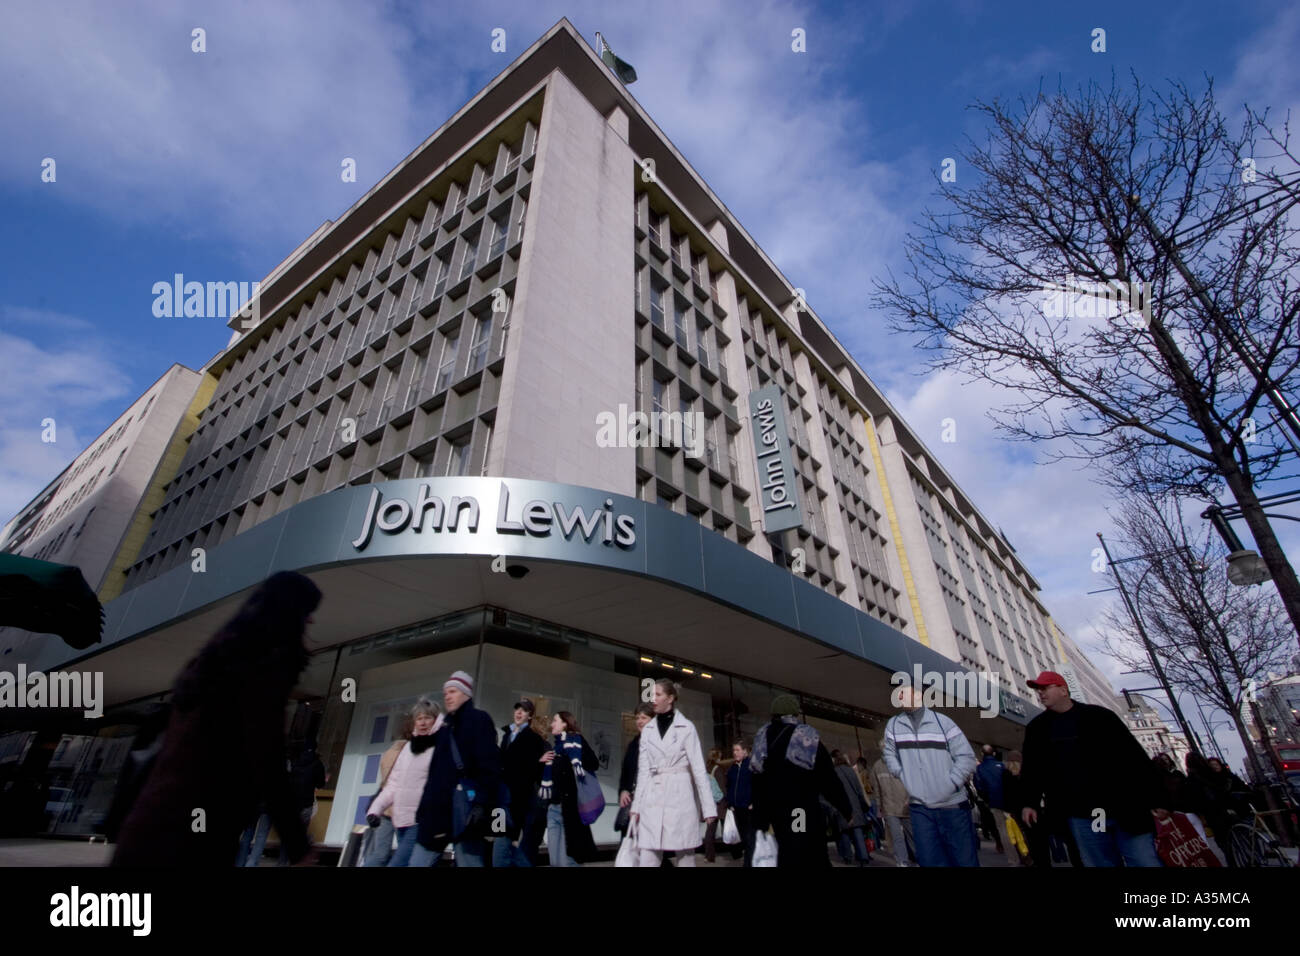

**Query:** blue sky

left=3, top=0, right=1297, bottom=766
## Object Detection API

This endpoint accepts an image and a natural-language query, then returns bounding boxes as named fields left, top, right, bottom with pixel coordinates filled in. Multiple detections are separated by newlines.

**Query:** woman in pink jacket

left=366, top=698, right=443, bottom=866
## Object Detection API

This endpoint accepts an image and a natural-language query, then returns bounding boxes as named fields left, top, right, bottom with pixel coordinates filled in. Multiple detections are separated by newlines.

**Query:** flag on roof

left=597, top=33, right=637, bottom=85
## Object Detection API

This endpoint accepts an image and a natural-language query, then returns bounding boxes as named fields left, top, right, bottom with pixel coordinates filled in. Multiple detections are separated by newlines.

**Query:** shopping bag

left=575, top=770, right=605, bottom=825
left=753, top=828, right=779, bottom=867
left=722, top=808, right=741, bottom=845
left=615, top=819, right=640, bottom=867
left=1155, top=812, right=1222, bottom=867
left=1005, top=817, right=1029, bottom=858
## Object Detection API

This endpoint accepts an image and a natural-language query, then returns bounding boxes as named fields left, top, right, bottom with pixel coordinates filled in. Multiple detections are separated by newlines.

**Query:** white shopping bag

left=615, top=818, right=640, bottom=867
left=722, top=809, right=741, bottom=845
left=753, top=828, right=778, bottom=867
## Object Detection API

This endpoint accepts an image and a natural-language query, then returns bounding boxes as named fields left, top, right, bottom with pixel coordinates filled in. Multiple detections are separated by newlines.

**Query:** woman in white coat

left=629, top=679, right=716, bottom=866
left=365, top=697, right=443, bottom=866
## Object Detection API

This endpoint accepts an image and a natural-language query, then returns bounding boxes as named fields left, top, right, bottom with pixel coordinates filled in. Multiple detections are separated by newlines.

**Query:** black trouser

left=733, top=807, right=755, bottom=866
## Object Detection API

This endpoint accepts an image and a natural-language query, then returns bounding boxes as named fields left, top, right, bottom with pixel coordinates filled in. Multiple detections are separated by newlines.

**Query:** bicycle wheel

left=1230, top=823, right=1287, bottom=867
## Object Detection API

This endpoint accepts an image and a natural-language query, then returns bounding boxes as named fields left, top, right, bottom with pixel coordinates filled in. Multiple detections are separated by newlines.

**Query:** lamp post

left=1097, top=533, right=1202, bottom=757
left=1201, top=492, right=1300, bottom=588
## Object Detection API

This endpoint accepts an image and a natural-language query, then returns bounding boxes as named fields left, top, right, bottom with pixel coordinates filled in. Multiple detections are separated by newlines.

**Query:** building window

left=674, top=300, right=691, bottom=351
left=435, top=332, right=460, bottom=392
left=406, top=349, right=429, bottom=407
left=415, top=451, right=436, bottom=479
left=467, top=315, right=490, bottom=374
left=447, top=437, right=472, bottom=477
left=459, top=234, right=480, bottom=281
left=679, top=396, right=695, bottom=451
left=488, top=211, right=509, bottom=260
left=652, top=378, right=667, bottom=419
left=431, top=254, right=451, bottom=299
left=696, top=324, right=712, bottom=369
left=512, top=199, right=528, bottom=246
left=704, top=417, right=720, bottom=471
left=650, top=282, right=667, bottom=331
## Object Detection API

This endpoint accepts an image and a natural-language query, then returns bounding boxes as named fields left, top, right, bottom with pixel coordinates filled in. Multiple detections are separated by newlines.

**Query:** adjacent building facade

left=1119, top=696, right=1193, bottom=767
left=1, top=20, right=1118, bottom=849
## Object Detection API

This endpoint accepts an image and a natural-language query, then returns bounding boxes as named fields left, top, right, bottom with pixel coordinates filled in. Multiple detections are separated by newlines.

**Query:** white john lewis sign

left=351, top=481, right=637, bottom=551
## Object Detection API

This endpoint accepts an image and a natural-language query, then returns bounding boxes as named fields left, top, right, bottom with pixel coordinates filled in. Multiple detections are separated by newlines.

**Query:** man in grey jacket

left=883, top=685, right=980, bottom=866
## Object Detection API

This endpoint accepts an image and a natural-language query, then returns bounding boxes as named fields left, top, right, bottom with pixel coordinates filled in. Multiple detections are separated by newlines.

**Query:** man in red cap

left=1019, top=671, right=1168, bottom=866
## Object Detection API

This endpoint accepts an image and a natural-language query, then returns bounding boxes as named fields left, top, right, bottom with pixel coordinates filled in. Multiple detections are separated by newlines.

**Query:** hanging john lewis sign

left=748, top=385, right=803, bottom=533
left=351, top=481, right=637, bottom=551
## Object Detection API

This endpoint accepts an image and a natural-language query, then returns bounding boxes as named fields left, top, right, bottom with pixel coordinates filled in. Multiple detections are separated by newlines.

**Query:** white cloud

left=0, top=328, right=134, bottom=520
left=0, top=1, right=430, bottom=254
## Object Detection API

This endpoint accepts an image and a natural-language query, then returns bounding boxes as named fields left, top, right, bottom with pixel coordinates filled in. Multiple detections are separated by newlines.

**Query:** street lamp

left=1202, top=504, right=1272, bottom=586
left=1097, top=533, right=1202, bottom=756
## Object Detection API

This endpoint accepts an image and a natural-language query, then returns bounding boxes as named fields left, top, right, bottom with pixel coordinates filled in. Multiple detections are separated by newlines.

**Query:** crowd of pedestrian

left=105, top=576, right=1268, bottom=869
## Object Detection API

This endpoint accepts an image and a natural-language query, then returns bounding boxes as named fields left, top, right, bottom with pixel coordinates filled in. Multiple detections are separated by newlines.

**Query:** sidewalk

left=0, top=835, right=1023, bottom=868
left=0, top=838, right=113, bottom=867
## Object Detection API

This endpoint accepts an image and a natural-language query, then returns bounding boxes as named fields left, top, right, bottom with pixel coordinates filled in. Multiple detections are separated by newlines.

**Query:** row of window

left=138, top=318, right=507, bottom=567
left=140, top=128, right=536, bottom=571
left=203, top=123, right=533, bottom=429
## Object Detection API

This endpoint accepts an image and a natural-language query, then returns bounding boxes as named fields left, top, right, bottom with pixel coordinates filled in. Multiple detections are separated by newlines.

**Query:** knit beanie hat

left=444, top=670, right=474, bottom=697
left=771, top=694, right=801, bottom=717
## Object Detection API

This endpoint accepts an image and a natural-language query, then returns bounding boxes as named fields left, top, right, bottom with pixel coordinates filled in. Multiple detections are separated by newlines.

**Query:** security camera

left=506, top=564, right=529, bottom=579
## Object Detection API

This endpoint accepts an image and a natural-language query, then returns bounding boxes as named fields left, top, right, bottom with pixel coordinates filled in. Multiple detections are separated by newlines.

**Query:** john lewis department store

left=0, top=20, right=1117, bottom=847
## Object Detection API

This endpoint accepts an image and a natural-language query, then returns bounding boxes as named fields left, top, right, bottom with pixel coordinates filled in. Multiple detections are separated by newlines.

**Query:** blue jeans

left=403, top=835, right=486, bottom=866
left=910, top=803, right=980, bottom=867
left=236, top=813, right=271, bottom=866
left=1067, top=817, right=1163, bottom=867
left=363, top=815, right=395, bottom=867
left=546, top=803, right=577, bottom=866
left=492, top=836, right=533, bottom=867
left=387, top=825, right=424, bottom=866
left=453, top=838, right=487, bottom=867
left=836, top=826, right=871, bottom=864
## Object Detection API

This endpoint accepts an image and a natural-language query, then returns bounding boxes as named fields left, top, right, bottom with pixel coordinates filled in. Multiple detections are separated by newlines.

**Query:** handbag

left=575, top=768, right=605, bottom=826
left=614, top=803, right=631, bottom=834
left=615, top=818, right=640, bottom=867
left=753, top=827, right=779, bottom=867
left=722, top=808, right=741, bottom=845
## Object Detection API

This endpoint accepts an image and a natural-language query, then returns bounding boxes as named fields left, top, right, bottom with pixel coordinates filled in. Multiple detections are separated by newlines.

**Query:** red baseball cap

left=1026, top=671, right=1068, bottom=690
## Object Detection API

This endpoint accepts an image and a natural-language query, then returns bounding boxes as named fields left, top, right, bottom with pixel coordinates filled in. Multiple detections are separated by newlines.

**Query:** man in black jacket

left=494, top=698, right=547, bottom=867
left=1019, top=671, right=1168, bottom=867
left=413, top=670, right=502, bottom=866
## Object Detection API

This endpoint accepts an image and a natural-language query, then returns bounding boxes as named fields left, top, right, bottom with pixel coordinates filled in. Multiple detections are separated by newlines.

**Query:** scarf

left=750, top=716, right=819, bottom=772
left=407, top=713, right=443, bottom=754
left=538, top=731, right=586, bottom=800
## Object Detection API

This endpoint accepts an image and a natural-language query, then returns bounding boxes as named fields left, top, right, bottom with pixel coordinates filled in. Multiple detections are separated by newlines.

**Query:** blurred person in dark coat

left=111, top=572, right=322, bottom=867
left=750, top=695, right=851, bottom=868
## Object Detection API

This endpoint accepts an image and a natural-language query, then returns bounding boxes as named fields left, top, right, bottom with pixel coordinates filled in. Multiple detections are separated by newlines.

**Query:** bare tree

left=873, top=74, right=1300, bottom=644
left=1098, top=488, right=1293, bottom=784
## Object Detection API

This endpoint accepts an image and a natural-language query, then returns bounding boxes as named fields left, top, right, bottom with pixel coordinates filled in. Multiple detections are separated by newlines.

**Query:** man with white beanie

left=411, top=669, right=502, bottom=866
